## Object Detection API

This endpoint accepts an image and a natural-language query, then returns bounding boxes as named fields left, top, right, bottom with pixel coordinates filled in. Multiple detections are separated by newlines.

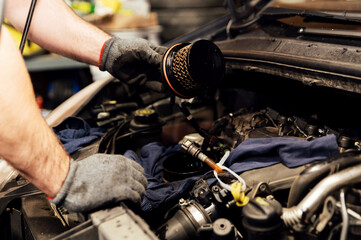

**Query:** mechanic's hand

left=99, top=37, right=167, bottom=92
left=50, top=154, right=148, bottom=212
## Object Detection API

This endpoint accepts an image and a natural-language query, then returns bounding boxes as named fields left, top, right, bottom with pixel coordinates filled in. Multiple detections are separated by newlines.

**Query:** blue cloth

left=125, top=134, right=339, bottom=213
left=225, top=135, right=339, bottom=172
left=53, top=117, right=105, bottom=154
left=124, top=143, right=195, bottom=212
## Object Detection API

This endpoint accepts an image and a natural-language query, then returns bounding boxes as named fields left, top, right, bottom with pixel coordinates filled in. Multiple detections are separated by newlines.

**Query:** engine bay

left=2, top=0, right=361, bottom=239
left=2, top=65, right=361, bottom=240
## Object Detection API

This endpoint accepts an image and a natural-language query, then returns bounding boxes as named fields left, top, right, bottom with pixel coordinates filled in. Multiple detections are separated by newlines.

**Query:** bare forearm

left=7, top=115, right=70, bottom=197
left=5, top=0, right=111, bottom=65
left=0, top=27, right=69, bottom=197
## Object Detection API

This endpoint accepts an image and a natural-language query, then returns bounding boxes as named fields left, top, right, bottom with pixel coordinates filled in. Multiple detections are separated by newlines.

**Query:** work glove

left=51, top=154, right=148, bottom=212
left=99, top=37, right=167, bottom=92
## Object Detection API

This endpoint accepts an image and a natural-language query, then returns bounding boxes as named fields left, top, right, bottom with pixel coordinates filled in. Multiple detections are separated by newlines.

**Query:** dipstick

left=181, top=140, right=225, bottom=174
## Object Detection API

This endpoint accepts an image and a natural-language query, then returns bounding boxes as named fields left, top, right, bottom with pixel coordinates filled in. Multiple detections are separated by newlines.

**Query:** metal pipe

left=340, top=189, right=349, bottom=240
left=283, top=163, right=361, bottom=227
left=287, top=153, right=361, bottom=207
left=226, top=0, right=241, bottom=23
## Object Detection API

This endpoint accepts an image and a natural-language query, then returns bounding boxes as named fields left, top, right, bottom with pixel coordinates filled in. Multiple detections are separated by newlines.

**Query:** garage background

left=21, top=0, right=351, bottom=111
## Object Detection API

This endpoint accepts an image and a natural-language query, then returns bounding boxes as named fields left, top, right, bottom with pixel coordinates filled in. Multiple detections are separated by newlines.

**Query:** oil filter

left=161, top=40, right=225, bottom=98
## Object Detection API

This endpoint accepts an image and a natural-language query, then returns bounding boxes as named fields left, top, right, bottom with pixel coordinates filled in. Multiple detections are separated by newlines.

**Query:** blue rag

left=226, top=135, right=340, bottom=171
left=124, top=143, right=193, bottom=212
left=124, top=134, right=339, bottom=213
left=53, top=117, right=105, bottom=154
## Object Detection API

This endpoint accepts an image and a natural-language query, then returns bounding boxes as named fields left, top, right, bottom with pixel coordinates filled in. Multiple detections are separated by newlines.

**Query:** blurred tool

left=181, top=140, right=225, bottom=174
left=19, top=0, right=37, bottom=53
left=6, top=22, right=43, bottom=57
left=0, top=0, right=5, bottom=34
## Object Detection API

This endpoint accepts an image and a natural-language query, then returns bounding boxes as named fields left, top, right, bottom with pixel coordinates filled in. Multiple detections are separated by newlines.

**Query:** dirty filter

left=161, top=40, right=225, bottom=98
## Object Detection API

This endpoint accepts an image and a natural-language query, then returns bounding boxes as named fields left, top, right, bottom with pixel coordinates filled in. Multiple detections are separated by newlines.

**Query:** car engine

left=2, top=3, right=361, bottom=240
left=3, top=67, right=361, bottom=239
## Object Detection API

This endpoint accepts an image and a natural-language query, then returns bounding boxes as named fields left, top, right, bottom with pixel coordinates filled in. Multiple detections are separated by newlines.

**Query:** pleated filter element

left=161, top=40, right=225, bottom=98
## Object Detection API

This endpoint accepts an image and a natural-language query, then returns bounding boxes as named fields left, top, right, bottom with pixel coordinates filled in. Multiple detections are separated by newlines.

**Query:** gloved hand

left=99, top=37, right=167, bottom=92
left=50, top=154, right=148, bottom=212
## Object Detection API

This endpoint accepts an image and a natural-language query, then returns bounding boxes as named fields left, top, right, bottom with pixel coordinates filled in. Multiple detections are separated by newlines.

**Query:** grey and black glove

left=51, top=154, right=148, bottom=212
left=99, top=37, right=167, bottom=92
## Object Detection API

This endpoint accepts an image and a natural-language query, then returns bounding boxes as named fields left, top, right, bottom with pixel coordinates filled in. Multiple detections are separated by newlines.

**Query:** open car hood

left=2, top=1, right=361, bottom=240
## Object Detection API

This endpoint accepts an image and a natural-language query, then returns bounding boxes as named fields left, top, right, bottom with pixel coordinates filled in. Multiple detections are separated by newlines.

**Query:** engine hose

left=282, top=207, right=303, bottom=227
left=287, top=152, right=361, bottom=207
left=283, top=162, right=361, bottom=227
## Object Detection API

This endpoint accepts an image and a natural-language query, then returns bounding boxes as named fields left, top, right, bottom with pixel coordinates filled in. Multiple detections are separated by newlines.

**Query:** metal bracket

left=226, top=0, right=277, bottom=33
left=315, top=196, right=336, bottom=233
left=249, top=182, right=272, bottom=199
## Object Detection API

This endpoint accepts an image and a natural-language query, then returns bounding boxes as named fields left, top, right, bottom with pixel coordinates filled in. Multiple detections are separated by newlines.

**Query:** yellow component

left=71, top=1, right=95, bottom=14
left=97, top=0, right=121, bottom=12
left=5, top=24, right=43, bottom=57
left=119, top=9, right=134, bottom=15
left=255, top=197, right=270, bottom=206
left=135, top=109, right=155, bottom=115
left=231, top=182, right=249, bottom=207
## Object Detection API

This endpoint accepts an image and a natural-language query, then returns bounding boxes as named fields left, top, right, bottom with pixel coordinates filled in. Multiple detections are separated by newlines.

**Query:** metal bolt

left=259, top=183, right=267, bottom=192
left=266, top=195, right=274, bottom=200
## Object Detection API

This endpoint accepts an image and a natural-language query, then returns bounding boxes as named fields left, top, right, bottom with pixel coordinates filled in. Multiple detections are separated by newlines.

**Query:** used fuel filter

left=161, top=40, right=225, bottom=98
